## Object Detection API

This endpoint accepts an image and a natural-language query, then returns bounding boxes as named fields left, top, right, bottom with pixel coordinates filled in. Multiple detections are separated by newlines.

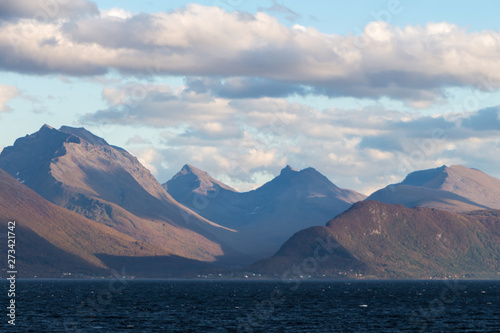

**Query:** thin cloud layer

left=1, top=4, right=500, bottom=103
left=83, top=83, right=500, bottom=194
left=0, top=0, right=98, bottom=21
left=258, top=0, right=302, bottom=22
left=184, top=77, right=309, bottom=99
left=91, top=83, right=242, bottom=140
left=0, top=84, right=19, bottom=112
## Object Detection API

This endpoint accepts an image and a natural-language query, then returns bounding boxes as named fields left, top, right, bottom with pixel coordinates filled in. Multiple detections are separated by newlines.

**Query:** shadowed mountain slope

left=165, top=164, right=366, bottom=258
left=0, top=169, right=168, bottom=277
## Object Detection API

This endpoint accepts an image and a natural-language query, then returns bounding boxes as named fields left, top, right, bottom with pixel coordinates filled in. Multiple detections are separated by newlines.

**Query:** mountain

left=248, top=201, right=500, bottom=278
left=0, top=169, right=166, bottom=277
left=164, top=164, right=366, bottom=258
left=0, top=125, right=239, bottom=264
left=167, top=164, right=237, bottom=201
left=0, top=169, right=239, bottom=278
left=367, top=165, right=500, bottom=212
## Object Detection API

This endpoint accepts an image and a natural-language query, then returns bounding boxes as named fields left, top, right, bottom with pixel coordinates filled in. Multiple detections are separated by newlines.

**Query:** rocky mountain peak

left=368, top=164, right=500, bottom=212
left=400, top=165, right=447, bottom=187
left=168, top=164, right=236, bottom=195
left=176, top=164, right=208, bottom=178
left=59, top=126, right=108, bottom=146
left=279, top=165, right=298, bottom=176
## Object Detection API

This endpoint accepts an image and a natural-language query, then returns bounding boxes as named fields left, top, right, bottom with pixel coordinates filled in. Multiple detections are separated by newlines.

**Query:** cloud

left=0, top=20, right=107, bottom=75
left=184, top=77, right=309, bottom=99
left=87, top=81, right=500, bottom=194
left=85, top=83, right=243, bottom=140
left=0, top=0, right=98, bottom=21
left=258, top=0, right=301, bottom=22
left=130, top=147, right=161, bottom=175
left=0, top=84, right=19, bottom=112
left=0, top=4, right=500, bottom=103
left=360, top=106, right=500, bottom=154
left=461, top=107, right=500, bottom=131
left=126, top=135, right=150, bottom=145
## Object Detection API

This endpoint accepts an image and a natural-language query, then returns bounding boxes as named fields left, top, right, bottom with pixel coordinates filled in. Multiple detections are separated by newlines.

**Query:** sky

left=1, top=0, right=500, bottom=195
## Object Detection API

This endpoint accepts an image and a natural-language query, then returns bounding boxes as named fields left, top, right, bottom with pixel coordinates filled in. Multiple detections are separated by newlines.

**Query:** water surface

left=1, top=279, right=499, bottom=332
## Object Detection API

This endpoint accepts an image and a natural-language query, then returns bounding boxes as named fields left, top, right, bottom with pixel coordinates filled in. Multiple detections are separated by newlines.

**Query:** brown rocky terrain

left=249, top=201, right=500, bottom=278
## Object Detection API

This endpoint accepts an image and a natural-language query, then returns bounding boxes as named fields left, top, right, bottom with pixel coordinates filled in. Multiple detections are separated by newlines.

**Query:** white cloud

left=100, top=8, right=132, bottom=20
left=0, top=84, right=19, bottom=112
left=95, top=82, right=500, bottom=193
left=365, top=148, right=395, bottom=161
left=131, top=147, right=161, bottom=176
left=0, top=0, right=98, bottom=21
left=87, top=83, right=243, bottom=141
left=0, top=4, right=500, bottom=103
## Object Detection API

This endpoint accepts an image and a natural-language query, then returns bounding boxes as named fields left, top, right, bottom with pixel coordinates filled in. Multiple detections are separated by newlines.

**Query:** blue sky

left=1, top=0, right=500, bottom=194
left=94, top=1, right=500, bottom=34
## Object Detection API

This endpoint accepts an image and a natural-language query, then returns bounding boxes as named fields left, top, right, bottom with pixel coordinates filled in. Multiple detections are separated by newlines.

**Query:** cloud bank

left=1, top=3, right=500, bottom=104
left=83, top=82, right=500, bottom=193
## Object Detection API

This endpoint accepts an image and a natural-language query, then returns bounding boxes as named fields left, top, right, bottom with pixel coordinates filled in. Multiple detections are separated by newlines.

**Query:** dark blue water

left=1, top=279, right=499, bottom=332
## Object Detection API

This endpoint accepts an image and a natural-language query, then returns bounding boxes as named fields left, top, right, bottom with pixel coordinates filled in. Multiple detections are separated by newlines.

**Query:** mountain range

left=0, top=125, right=239, bottom=264
left=164, top=164, right=366, bottom=258
left=0, top=125, right=499, bottom=278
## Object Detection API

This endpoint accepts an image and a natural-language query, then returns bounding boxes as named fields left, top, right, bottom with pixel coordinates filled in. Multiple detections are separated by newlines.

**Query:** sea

left=1, top=279, right=499, bottom=332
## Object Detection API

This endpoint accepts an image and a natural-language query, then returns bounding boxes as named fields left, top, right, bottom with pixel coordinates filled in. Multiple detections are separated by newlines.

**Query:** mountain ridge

left=367, top=164, right=500, bottom=212
left=2, top=125, right=500, bottom=278
left=0, top=125, right=239, bottom=263
left=249, top=200, right=500, bottom=278
left=165, top=163, right=366, bottom=258
left=0, top=169, right=169, bottom=277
